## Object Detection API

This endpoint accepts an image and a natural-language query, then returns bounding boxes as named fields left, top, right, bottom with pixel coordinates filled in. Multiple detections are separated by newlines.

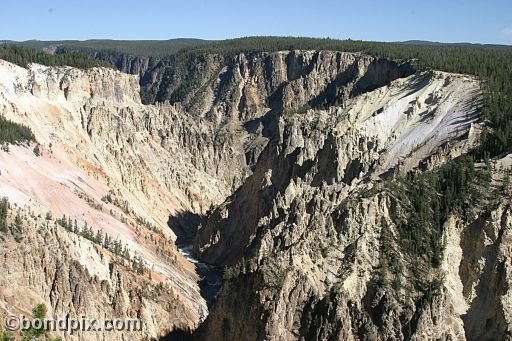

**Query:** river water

left=176, top=242, right=223, bottom=305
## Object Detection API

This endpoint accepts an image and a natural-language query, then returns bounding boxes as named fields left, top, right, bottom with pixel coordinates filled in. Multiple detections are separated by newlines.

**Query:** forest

left=0, top=115, right=35, bottom=144
left=14, top=38, right=210, bottom=58
left=0, top=44, right=111, bottom=69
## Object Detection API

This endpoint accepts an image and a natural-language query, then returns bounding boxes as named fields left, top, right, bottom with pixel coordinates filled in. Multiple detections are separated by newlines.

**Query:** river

left=176, top=242, right=223, bottom=305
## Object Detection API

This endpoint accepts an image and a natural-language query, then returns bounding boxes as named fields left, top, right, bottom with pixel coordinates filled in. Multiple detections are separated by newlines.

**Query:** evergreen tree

left=0, top=197, right=8, bottom=232
left=0, top=115, right=35, bottom=144
left=94, top=229, right=103, bottom=245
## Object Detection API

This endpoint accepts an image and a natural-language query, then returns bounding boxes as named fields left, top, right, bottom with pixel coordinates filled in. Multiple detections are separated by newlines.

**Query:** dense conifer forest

left=0, top=115, right=35, bottom=144
left=0, top=44, right=111, bottom=69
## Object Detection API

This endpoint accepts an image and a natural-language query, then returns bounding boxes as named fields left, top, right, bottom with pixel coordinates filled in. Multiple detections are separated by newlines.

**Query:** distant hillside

left=400, top=39, right=512, bottom=49
left=11, top=38, right=212, bottom=58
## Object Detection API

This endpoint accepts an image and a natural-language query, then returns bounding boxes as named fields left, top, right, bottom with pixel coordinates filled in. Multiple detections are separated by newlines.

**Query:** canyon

left=0, top=48, right=510, bottom=340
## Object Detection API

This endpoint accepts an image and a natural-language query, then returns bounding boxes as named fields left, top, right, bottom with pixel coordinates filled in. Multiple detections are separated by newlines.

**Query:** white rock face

left=352, top=71, right=481, bottom=174
left=0, top=60, right=224, bottom=339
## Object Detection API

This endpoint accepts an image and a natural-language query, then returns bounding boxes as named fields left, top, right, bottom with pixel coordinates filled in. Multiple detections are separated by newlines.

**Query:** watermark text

left=4, top=315, right=142, bottom=333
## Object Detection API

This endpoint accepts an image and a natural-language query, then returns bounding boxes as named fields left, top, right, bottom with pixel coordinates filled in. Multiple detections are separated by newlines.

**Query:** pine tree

left=0, top=197, right=8, bottom=232
left=13, top=214, right=22, bottom=229
left=103, top=234, right=111, bottom=249
left=94, top=229, right=103, bottom=245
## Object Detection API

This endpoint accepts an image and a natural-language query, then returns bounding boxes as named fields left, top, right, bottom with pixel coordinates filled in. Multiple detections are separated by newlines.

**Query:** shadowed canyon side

left=0, top=45, right=511, bottom=341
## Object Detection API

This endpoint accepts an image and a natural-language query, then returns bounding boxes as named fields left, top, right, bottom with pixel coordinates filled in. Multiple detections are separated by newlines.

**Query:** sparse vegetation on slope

left=0, top=116, right=36, bottom=144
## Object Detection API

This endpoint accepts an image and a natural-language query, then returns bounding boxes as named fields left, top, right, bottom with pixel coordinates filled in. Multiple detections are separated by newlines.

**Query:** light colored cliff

left=195, top=70, right=481, bottom=265
left=0, top=60, right=217, bottom=339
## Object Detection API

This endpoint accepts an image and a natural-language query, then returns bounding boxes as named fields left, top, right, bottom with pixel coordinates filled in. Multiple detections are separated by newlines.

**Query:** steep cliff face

left=143, top=51, right=414, bottom=120
left=0, top=60, right=232, bottom=339
left=89, top=51, right=159, bottom=78
left=196, top=184, right=512, bottom=340
left=0, top=59, right=247, bottom=217
left=0, top=208, right=200, bottom=340
left=195, top=70, right=481, bottom=265
left=142, top=51, right=415, bottom=174
left=191, top=67, right=502, bottom=340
